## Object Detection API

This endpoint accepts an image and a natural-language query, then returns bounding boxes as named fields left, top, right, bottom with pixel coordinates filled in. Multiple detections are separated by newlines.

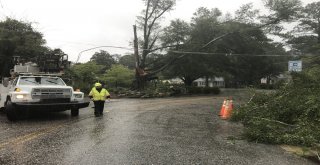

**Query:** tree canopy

left=131, top=0, right=304, bottom=88
left=159, top=5, right=289, bottom=86
left=0, top=18, right=48, bottom=77
left=104, top=64, right=135, bottom=88
left=90, top=50, right=116, bottom=71
left=119, top=55, right=136, bottom=69
left=288, top=1, right=320, bottom=55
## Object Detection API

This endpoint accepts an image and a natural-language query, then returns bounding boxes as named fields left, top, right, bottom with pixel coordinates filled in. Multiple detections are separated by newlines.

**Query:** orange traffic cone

left=219, top=99, right=227, bottom=116
left=229, top=99, right=234, bottom=110
left=221, top=100, right=229, bottom=119
left=221, top=98, right=234, bottom=120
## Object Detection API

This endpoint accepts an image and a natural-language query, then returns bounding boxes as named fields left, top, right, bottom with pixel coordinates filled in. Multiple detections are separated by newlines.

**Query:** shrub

left=187, top=86, right=220, bottom=94
left=203, top=87, right=212, bottom=94
left=211, top=87, right=220, bottom=94
left=258, top=83, right=274, bottom=89
left=187, top=86, right=202, bottom=94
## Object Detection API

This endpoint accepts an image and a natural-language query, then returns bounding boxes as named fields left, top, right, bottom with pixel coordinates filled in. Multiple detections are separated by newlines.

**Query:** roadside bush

left=108, top=87, right=127, bottom=94
left=231, top=73, right=320, bottom=147
left=203, top=87, right=212, bottom=94
left=211, top=87, right=220, bottom=94
left=258, top=83, right=274, bottom=89
left=203, top=87, right=220, bottom=94
left=187, top=86, right=220, bottom=94
left=187, top=86, right=202, bottom=94
left=273, top=80, right=286, bottom=89
left=104, top=64, right=135, bottom=88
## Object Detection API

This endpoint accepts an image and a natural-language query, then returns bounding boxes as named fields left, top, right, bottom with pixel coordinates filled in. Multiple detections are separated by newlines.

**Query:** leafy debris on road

left=231, top=72, right=320, bottom=162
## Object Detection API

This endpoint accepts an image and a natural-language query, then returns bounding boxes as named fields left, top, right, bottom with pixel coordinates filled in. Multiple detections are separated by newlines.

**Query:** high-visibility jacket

left=89, top=87, right=110, bottom=101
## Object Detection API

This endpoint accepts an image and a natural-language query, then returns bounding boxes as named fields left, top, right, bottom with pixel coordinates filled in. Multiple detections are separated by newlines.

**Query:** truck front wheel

left=71, top=108, right=79, bottom=116
left=6, top=100, right=18, bottom=121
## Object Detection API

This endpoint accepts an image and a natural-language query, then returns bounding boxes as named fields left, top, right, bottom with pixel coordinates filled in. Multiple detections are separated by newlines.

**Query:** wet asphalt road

left=0, top=96, right=316, bottom=165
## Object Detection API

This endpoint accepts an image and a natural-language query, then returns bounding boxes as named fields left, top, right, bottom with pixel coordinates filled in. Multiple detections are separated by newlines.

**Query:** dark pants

left=93, top=101, right=105, bottom=116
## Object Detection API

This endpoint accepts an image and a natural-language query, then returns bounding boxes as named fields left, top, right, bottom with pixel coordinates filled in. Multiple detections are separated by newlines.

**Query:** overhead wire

left=75, top=44, right=314, bottom=62
left=168, top=50, right=314, bottom=57
left=76, top=45, right=134, bottom=63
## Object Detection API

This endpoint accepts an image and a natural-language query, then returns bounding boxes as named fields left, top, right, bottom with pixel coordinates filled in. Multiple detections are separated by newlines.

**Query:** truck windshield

left=19, top=77, right=66, bottom=86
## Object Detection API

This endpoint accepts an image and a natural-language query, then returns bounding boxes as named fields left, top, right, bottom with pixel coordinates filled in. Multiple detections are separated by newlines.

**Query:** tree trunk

left=205, top=76, right=209, bottom=87
left=136, top=75, right=146, bottom=90
left=318, top=20, right=320, bottom=43
left=183, top=76, right=195, bottom=86
left=133, top=25, right=145, bottom=90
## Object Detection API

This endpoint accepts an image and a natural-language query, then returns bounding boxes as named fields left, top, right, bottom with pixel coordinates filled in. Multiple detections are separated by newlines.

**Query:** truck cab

left=0, top=74, right=89, bottom=121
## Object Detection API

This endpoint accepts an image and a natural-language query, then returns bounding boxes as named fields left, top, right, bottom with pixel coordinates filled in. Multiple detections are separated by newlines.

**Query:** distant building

left=162, top=77, right=225, bottom=87
left=162, top=78, right=184, bottom=84
left=194, top=77, right=225, bottom=87
left=261, top=73, right=291, bottom=84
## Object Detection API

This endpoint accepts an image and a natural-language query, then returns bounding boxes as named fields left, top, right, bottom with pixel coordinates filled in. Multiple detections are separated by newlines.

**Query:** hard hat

left=95, top=82, right=102, bottom=87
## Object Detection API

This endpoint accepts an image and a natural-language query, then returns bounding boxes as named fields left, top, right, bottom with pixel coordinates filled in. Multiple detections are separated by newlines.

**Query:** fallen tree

left=232, top=72, right=320, bottom=146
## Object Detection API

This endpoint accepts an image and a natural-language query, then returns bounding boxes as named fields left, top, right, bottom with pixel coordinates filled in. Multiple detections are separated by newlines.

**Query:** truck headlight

left=16, top=94, right=25, bottom=99
left=74, top=94, right=83, bottom=99
left=14, top=94, right=30, bottom=100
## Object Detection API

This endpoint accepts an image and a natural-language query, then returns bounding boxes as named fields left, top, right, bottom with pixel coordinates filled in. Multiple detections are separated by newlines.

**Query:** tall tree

left=161, top=5, right=289, bottom=86
left=161, top=8, right=228, bottom=86
left=234, top=3, right=260, bottom=24
left=132, top=0, right=301, bottom=87
left=202, top=0, right=302, bottom=49
left=288, top=2, right=320, bottom=55
left=161, top=19, right=190, bottom=49
left=303, top=2, right=320, bottom=44
left=134, top=0, right=176, bottom=88
left=0, top=18, right=47, bottom=77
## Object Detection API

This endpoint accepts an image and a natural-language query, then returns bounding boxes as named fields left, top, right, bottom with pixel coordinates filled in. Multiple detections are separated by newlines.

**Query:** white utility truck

left=0, top=56, right=89, bottom=121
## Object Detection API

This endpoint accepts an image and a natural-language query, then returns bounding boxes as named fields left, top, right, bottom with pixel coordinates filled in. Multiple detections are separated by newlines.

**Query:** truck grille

left=40, top=98, right=71, bottom=103
left=31, top=88, right=71, bottom=100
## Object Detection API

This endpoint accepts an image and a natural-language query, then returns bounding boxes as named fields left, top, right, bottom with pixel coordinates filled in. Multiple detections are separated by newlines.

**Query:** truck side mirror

left=3, top=78, right=9, bottom=87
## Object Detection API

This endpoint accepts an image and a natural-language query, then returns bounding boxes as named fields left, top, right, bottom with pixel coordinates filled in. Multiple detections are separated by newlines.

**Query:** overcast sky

left=0, top=0, right=317, bottom=62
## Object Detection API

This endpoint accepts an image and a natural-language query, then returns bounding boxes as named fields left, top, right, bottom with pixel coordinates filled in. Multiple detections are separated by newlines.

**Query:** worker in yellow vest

left=88, top=82, right=111, bottom=117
